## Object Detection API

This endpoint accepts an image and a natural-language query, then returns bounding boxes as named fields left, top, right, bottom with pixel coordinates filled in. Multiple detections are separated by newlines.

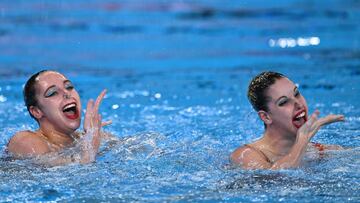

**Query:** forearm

left=100, top=131, right=119, bottom=141
left=77, top=129, right=101, bottom=163
left=323, top=144, right=344, bottom=150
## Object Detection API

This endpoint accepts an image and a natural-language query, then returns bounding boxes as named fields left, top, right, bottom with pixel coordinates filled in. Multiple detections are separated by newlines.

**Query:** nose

left=294, top=98, right=303, bottom=109
left=63, top=93, right=71, bottom=99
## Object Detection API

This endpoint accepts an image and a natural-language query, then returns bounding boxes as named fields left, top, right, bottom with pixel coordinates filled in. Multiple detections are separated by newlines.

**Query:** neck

left=37, top=125, right=75, bottom=148
left=261, top=127, right=297, bottom=156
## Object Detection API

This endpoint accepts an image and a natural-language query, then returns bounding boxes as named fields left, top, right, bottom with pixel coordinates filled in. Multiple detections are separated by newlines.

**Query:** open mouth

left=292, top=110, right=307, bottom=129
left=62, top=103, right=79, bottom=120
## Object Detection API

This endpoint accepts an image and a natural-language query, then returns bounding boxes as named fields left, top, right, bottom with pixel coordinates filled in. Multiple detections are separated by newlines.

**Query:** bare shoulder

left=230, top=144, right=271, bottom=169
left=7, top=131, right=50, bottom=157
left=230, top=145, right=255, bottom=165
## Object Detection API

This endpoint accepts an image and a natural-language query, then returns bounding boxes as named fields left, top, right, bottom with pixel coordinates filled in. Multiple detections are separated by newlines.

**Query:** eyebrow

left=43, top=80, right=72, bottom=96
left=274, top=86, right=298, bottom=104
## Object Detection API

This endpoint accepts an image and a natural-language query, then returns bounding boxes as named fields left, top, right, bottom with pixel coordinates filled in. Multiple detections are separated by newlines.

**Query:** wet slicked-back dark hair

left=247, top=71, right=285, bottom=112
left=23, top=70, right=48, bottom=120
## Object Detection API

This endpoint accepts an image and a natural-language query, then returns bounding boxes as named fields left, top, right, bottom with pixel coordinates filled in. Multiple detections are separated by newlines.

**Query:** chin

left=64, top=121, right=81, bottom=133
left=294, top=125, right=303, bottom=135
left=71, top=123, right=81, bottom=131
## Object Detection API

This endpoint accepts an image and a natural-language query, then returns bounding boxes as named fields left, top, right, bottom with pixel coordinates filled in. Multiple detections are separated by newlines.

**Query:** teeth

left=63, top=103, right=76, bottom=111
left=296, top=112, right=305, bottom=119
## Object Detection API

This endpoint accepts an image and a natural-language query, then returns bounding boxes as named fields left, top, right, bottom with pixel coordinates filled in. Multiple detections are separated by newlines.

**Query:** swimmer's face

left=31, top=71, right=82, bottom=134
left=265, top=77, right=308, bottom=135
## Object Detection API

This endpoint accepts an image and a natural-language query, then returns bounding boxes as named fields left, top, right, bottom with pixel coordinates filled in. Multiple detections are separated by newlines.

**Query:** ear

left=258, top=110, right=272, bottom=125
left=29, top=106, right=43, bottom=120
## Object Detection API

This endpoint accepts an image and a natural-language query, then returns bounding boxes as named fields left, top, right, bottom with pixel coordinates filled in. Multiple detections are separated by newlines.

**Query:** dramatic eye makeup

left=277, top=97, right=288, bottom=106
left=276, top=86, right=301, bottom=106
left=64, top=80, right=74, bottom=90
left=44, top=86, right=58, bottom=98
left=294, top=87, right=300, bottom=97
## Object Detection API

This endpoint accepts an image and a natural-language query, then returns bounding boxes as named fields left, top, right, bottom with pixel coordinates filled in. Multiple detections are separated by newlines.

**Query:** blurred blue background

left=1, top=0, right=359, bottom=74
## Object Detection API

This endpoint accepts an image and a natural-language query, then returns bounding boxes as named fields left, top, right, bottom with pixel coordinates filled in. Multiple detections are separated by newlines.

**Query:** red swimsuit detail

left=312, top=142, right=326, bottom=152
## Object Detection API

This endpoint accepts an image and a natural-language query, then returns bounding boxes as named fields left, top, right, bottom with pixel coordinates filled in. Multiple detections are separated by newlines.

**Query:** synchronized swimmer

left=231, top=71, right=344, bottom=170
left=5, top=70, right=345, bottom=169
left=6, top=70, right=112, bottom=165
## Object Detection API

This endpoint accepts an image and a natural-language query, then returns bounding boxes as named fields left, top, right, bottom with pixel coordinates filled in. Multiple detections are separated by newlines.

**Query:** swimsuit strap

left=244, top=144, right=272, bottom=163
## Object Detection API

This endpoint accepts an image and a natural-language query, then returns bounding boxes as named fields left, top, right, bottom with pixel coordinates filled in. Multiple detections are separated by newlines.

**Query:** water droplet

left=112, top=104, right=119, bottom=109
left=0, top=95, right=7, bottom=102
left=154, top=93, right=161, bottom=99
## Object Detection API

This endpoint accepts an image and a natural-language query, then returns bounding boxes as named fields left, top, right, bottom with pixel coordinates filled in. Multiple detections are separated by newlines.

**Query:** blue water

left=1, top=0, right=359, bottom=202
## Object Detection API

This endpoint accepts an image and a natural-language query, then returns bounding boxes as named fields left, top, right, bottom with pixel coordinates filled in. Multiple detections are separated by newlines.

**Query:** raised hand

left=297, top=110, right=345, bottom=141
left=84, top=89, right=107, bottom=133
left=80, top=89, right=108, bottom=162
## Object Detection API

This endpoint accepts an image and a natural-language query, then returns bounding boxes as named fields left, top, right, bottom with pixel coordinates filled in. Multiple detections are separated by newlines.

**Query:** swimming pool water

left=0, top=0, right=359, bottom=202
